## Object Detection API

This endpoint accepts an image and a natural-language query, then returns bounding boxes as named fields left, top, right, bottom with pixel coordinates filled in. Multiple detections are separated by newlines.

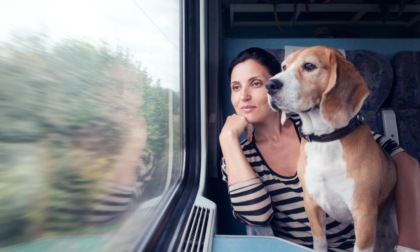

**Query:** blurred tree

left=0, top=33, right=178, bottom=244
left=140, top=79, right=170, bottom=161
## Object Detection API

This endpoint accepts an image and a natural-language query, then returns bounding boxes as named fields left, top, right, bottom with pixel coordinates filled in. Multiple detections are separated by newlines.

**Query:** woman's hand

left=220, top=114, right=249, bottom=139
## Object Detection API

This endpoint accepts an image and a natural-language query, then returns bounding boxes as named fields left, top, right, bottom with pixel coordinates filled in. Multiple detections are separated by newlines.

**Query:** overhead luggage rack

left=229, top=3, right=420, bottom=28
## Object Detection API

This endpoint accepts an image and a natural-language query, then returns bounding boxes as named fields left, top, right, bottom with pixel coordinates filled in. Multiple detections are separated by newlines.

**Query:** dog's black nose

left=266, top=79, right=283, bottom=95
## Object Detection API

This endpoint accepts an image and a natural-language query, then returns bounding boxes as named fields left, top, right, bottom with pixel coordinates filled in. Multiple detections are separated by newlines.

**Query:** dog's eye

left=303, top=63, right=316, bottom=71
left=282, top=65, right=286, bottom=71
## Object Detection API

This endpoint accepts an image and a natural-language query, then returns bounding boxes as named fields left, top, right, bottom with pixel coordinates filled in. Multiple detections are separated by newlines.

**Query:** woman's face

left=230, top=59, right=276, bottom=124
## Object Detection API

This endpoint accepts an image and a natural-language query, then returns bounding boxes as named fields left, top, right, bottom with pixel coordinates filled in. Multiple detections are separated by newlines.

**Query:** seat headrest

left=390, top=51, right=420, bottom=110
left=346, top=50, right=394, bottom=112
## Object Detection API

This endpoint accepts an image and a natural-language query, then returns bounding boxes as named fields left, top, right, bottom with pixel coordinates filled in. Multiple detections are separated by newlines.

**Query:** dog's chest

left=302, top=141, right=354, bottom=223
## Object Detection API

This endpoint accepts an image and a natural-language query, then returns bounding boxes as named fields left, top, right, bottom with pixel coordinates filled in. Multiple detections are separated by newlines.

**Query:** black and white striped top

left=221, top=114, right=403, bottom=251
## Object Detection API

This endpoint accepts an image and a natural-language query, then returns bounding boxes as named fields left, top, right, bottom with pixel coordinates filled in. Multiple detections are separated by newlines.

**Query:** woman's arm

left=221, top=160, right=274, bottom=225
left=220, top=114, right=273, bottom=225
left=393, top=152, right=420, bottom=251
left=370, top=132, right=420, bottom=250
left=219, top=114, right=258, bottom=185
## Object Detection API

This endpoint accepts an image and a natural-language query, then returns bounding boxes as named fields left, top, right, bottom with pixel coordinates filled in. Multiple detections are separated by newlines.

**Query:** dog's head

left=267, top=45, right=369, bottom=129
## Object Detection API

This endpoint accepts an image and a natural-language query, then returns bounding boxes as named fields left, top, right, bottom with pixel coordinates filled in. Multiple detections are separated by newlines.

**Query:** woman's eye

left=303, top=63, right=316, bottom=71
left=251, top=81, right=262, bottom=87
left=231, top=85, right=240, bottom=91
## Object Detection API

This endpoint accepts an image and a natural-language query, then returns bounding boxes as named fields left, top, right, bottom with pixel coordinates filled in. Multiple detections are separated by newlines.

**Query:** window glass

left=0, top=0, right=181, bottom=250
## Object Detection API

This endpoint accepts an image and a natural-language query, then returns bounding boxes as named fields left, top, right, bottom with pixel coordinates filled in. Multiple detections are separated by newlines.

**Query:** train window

left=0, top=0, right=184, bottom=250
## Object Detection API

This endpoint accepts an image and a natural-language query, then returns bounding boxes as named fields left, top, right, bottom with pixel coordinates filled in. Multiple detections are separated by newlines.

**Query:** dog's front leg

left=303, top=194, right=327, bottom=251
left=353, top=206, right=378, bottom=252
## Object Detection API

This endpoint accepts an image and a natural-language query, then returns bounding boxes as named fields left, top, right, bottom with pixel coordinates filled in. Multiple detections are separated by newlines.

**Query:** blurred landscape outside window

left=0, top=0, right=181, bottom=251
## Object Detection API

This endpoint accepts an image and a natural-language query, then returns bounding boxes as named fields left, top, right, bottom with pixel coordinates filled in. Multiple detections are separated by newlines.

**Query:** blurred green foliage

left=0, top=33, right=180, bottom=246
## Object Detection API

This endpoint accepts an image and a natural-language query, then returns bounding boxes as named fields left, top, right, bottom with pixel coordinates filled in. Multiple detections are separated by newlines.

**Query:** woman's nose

left=240, top=89, right=251, bottom=100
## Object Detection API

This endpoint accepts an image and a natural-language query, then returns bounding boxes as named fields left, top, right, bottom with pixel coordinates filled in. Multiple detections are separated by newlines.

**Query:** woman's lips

left=241, top=105, right=256, bottom=113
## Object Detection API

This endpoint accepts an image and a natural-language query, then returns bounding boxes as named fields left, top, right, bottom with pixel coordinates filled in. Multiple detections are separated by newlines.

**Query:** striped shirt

left=221, top=114, right=403, bottom=251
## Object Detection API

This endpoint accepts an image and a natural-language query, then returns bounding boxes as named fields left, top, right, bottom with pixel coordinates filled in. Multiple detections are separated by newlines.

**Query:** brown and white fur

left=266, top=46, right=397, bottom=251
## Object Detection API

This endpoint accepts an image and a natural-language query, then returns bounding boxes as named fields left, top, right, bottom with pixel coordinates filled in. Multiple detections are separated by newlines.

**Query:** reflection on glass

left=0, top=0, right=181, bottom=251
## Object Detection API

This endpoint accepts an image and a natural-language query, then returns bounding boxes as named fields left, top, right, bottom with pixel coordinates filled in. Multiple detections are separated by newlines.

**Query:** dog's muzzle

left=266, top=79, right=283, bottom=95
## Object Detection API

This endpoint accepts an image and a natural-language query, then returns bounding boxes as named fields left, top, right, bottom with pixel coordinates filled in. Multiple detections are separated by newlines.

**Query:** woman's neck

left=253, top=112, right=284, bottom=143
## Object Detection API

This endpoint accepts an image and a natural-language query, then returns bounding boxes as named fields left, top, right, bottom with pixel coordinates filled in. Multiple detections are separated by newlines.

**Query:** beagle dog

left=266, top=46, right=397, bottom=251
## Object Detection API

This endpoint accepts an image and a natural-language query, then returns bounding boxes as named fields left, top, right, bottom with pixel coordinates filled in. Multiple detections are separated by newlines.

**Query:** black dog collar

left=299, top=114, right=364, bottom=143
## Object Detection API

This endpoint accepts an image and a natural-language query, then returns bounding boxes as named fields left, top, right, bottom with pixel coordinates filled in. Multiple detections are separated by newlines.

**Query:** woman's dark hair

left=228, top=47, right=280, bottom=79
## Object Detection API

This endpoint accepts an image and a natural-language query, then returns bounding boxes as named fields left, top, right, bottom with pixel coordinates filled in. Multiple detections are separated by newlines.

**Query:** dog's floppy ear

left=320, top=50, right=369, bottom=128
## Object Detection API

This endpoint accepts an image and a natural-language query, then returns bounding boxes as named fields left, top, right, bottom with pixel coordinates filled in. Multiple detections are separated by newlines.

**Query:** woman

left=219, top=47, right=420, bottom=251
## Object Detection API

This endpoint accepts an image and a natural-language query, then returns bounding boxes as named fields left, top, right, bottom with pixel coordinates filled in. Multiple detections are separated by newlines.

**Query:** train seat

left=389, top=51, right=420, bottom=161
left=345, top=50, right=394, bottom=135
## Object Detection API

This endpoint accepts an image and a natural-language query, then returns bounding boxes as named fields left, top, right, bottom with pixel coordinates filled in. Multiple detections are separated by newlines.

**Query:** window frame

left=137, top=0, right=202, bottom=250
